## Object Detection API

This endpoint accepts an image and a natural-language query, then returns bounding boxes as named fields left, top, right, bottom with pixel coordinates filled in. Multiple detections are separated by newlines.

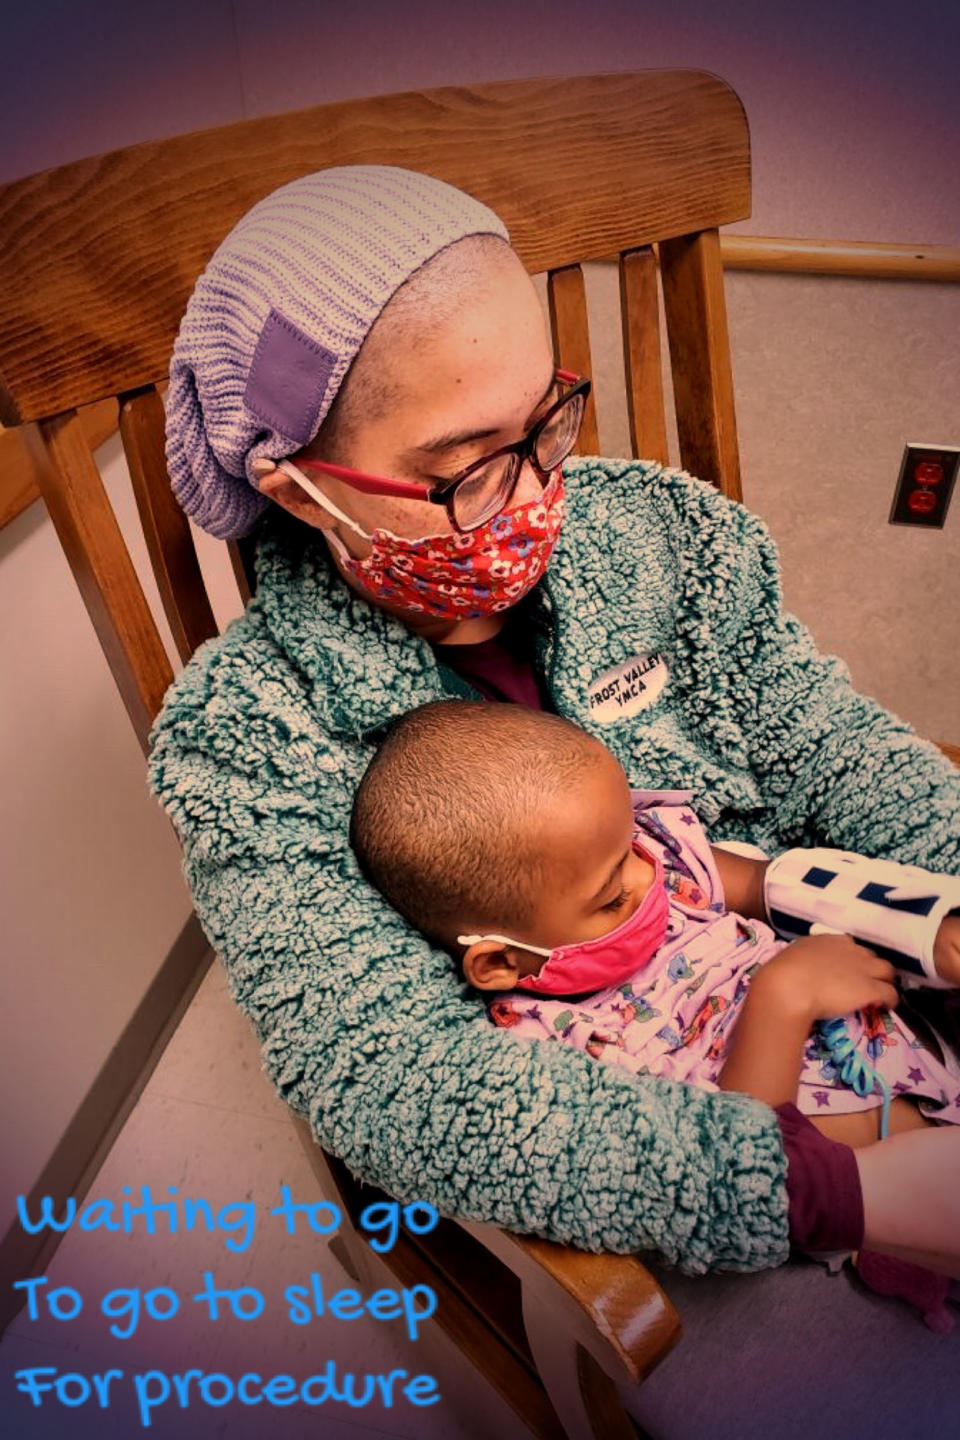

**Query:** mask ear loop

left=457, top=932, right=552, bottom=957
left=276, top=459, right=370, bottom=545
left=276, top=459, right=449, bottom=548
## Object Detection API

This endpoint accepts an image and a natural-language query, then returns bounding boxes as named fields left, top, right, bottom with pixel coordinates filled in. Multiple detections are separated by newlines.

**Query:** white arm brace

left=763, top=847, right=960, bottom=989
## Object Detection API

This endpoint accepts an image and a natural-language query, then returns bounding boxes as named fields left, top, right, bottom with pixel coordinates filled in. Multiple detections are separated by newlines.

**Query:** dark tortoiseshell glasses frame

left=292, top=367, right=591, bottom=532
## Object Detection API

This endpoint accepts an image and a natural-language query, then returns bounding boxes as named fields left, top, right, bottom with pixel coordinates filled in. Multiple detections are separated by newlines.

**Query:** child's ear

left=462, top=939, right=526, bottom=991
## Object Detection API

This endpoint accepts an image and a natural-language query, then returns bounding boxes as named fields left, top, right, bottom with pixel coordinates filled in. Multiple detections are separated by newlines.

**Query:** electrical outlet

left=889, top=444, right=959, bottom=528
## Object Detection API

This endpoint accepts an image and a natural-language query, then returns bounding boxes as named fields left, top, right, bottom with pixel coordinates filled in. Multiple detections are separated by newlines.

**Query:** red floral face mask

left=278, top=460, right=565, bottom=619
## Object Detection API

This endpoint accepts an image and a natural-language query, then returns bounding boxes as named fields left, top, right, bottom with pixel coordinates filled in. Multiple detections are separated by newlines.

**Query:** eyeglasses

left=292, top=368, right=591, bottom=532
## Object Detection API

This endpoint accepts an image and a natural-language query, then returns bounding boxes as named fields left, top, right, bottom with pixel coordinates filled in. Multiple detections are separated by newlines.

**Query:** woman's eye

left=427, top=462, right=474, bottom=487
left=601, top=887, right=630, bottom=913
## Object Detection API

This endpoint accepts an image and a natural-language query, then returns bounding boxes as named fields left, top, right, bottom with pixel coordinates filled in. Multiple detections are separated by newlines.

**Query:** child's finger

left=867, top=955, right=897, bottom=980
left=875, top=981, right=899, bottom=1010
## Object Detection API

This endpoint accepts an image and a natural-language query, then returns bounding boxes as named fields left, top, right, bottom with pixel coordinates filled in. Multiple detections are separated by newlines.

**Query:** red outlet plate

left=889, top=444, right=959, bottom=528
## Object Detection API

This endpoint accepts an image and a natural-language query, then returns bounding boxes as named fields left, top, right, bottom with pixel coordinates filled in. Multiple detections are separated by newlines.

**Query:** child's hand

left=933, top=914, right=960, bottom=986
left=752, top=934, right=899, bottom=1022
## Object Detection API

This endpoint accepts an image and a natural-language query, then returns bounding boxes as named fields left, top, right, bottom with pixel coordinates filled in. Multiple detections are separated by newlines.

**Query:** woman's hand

left=750, top=933, right=900, bottom=1024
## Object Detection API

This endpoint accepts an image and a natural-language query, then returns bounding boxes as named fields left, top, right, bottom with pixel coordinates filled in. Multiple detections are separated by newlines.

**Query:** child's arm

left=716, top=933, right=899, bottom=1106
left=710, top=847, right=768, bottom=921
left=934, top=914, right=960, bottom=985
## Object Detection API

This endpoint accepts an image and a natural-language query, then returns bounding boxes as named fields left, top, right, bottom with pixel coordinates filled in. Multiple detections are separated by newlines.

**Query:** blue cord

left=816, top=1017, right=893, bottom=1140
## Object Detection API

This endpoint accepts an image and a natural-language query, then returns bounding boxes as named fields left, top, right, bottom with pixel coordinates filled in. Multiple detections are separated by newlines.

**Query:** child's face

left=463, top=745, right=658, bottom=991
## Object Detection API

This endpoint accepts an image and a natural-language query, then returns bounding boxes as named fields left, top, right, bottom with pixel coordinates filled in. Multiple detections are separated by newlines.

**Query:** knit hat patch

left=243, top=309, right=337, bottom=446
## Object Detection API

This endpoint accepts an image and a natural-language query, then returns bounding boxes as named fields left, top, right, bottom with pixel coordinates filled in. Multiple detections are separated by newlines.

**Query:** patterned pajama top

left=491, top=792, right=960, bottom=1125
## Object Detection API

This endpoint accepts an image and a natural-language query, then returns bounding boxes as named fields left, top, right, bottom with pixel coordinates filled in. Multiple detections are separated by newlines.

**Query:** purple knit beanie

left=165, top=166, right=510, bottom=539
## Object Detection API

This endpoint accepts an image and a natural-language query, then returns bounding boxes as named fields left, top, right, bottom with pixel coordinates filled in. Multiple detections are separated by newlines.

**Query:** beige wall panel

left=0, top=465, right=187, bottom=1202
left=580, top=262, right=959, bottom=743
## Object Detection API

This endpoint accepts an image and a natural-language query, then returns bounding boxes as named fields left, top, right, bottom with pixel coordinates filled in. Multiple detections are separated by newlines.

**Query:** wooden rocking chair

left=0, top=69, right=801, bottom=1439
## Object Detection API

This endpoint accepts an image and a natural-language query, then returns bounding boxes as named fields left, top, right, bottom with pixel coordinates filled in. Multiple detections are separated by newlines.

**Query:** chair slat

left=547, top=265, right=600, bottom=455
left=480, top=1224, right=682, bottom=1385
left=227, top=536, right=256, bottom=604
left=522, top=1294, right=644, bottom=1440
left=1, top=400, right=119, bottom=531
left=292, top=1120, right=568, bottom=1437
left=659, top=229, right=742, bottom=501
left=119, top=387, right=218, bottom=662
left=618, top=247, right=669, bottom=464
left=24, top=412, right=173, bottom=752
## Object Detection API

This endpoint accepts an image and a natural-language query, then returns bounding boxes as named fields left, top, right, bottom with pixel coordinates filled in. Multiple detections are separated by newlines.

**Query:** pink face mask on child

left=459, top=844, right=669, bottom=997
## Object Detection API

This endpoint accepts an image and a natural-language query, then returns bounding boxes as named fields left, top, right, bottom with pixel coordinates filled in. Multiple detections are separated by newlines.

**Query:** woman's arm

left=149, top=654, right=792, bottom=1277
left=658, top=471, right=960, bottom=873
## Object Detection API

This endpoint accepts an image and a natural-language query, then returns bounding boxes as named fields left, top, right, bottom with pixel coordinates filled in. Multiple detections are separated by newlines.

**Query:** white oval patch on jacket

left=587, top=652, right=668, bottom=722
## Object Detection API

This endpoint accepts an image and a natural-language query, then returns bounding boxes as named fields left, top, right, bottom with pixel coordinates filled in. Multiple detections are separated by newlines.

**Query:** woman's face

left=261, top=249, right=558, bottom=552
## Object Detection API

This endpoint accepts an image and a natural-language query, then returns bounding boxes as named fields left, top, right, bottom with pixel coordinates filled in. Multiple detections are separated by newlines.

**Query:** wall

left=1, top=0, right=957, bottom=1217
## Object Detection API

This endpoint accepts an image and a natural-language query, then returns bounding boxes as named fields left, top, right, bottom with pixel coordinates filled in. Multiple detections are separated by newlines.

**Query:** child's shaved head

left=350, top=700, right=607, bottom=950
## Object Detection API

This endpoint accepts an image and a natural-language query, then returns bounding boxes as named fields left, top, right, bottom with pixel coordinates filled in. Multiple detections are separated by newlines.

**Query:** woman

left=152, top=166, right=960, bottom=1432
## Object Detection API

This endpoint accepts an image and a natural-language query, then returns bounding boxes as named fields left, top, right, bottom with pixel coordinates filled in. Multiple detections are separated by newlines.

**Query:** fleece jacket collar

left=249, top=455, right=765, bottom=829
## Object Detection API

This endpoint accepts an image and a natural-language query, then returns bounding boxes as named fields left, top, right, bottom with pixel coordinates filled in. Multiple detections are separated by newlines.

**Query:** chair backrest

left=0, top=70, right=750, bottom=753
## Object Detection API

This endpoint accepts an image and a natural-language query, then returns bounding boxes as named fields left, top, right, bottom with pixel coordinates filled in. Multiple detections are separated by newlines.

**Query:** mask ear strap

left=276, top=460, right=371, bottom=542
left=457, top=932, right=552, bottom=958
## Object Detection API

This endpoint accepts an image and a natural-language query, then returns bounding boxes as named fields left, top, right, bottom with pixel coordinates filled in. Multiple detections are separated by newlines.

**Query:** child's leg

left=809, top=1095, right=933, bottom=1148
left=853, top=1125, right=960, bottom=1280
left=810, top=1100, right=959, bottom=1275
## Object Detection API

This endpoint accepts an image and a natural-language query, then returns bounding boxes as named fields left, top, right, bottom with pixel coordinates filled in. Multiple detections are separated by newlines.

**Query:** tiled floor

left=3, top=962, right=535, bottom=1440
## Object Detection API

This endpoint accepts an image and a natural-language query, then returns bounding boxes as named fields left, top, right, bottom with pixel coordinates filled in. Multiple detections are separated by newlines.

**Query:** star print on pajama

left=490, top=791, right=960, bottom=1127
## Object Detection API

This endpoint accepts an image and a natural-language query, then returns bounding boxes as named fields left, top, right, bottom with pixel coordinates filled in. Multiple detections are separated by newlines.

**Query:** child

left=350, top=699, right=960, bottom=1287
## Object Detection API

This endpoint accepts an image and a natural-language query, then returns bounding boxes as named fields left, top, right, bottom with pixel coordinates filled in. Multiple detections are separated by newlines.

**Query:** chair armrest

left=459, top=1220, right=682, bottom=1386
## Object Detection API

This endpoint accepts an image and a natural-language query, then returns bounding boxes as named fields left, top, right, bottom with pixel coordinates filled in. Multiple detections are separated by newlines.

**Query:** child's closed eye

left=600, top=887, right=630, bottom=913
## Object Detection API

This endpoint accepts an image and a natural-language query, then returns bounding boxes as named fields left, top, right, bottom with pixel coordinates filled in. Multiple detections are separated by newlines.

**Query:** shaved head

left=350, top=700, right=608, bottom=951
left=307, top=233, right=522, bottom=463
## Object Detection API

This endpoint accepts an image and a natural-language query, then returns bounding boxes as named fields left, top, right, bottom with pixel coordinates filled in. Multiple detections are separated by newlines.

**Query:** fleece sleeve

left=666, top=484, right=960, bottom=874
left=149, top=712, right=790, bottom=1277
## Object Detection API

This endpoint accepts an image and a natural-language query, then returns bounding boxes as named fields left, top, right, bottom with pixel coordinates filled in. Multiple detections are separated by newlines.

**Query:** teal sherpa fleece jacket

left=148, top=457, right=960, bottom=1274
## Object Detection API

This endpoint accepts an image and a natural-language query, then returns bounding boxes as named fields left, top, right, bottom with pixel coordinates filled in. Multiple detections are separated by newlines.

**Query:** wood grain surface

left=0, top=71, right=749, bottom=425
left=619, top=246, right=669, bottom=464
left=0, top=399, right=117, bottom=529
left=23, top=411, right=173, bottom=752
left=119, top=385, right=217, bottom=663
left=547, top=265, right=600, bottom=453
left=660, top=228, right=742, bottom=501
